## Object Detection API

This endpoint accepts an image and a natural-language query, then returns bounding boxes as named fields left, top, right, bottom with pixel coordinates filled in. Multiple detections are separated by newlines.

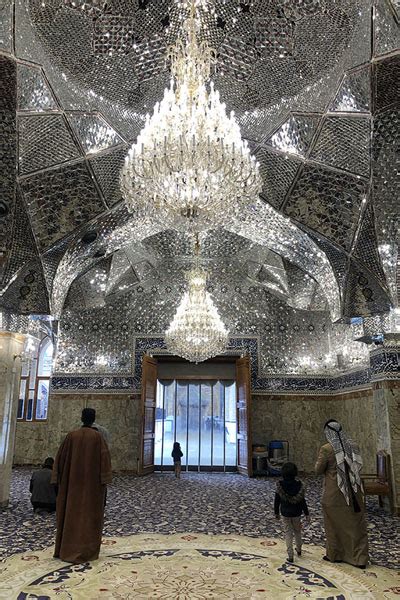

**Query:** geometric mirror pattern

left=266, top=114, right=320, bottom=158
left=307, top=232, right=349, bottom=292
left=375, top=55, right=400, bottom=112
left=329, top=66, right=370, bottom=113
left=20, top=162, right=106, bottom=252
left=66, top=112, right=125, bottom=155
left=0, top=258, right=50, bottom=315
left=283, top=164, right=367, bottom=252
left=17, top=63, right=58, bottom=112
left=0, top=1, right=13, bottom=53
left=343, top=262, right=392, bottom=318
left=0, top=191, right=39, bottom=292
left=0, top=55, right=17, bottom=264
left=0, top=0, right=398, bottom=392
left=18, top=114, right=81, bottom=175
left=89, top=146, right=128, bottom=207
left=352, top=203, right=388, bottom=291
left=374, top=0, right=400, bottom=57
left=255, top=147, right=302, bottom=209
left=310, top=116, right=371, bottom=177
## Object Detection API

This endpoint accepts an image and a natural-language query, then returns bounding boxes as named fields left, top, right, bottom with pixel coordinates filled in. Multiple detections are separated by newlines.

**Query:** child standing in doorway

left=274, top=462, right=310, bottom=562
left=172, top=442, right=183, bottom=478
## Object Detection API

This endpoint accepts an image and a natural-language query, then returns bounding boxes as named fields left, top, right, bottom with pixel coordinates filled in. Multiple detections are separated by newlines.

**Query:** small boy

left=274, top=462, right=310, bottom=562
left=171, top=442, right=183, bottom=478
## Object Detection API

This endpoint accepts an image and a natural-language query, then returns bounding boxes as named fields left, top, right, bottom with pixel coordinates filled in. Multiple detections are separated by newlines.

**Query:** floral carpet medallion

left=1, top=534, right=399, bottom=600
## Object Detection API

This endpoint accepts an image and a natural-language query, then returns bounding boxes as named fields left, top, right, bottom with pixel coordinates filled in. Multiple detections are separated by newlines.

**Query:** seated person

left=30, top=457, right=57, bottom=513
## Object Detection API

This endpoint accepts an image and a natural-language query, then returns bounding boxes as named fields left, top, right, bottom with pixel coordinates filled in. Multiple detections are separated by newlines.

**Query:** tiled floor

left=1, top=468, right=399, bottom=570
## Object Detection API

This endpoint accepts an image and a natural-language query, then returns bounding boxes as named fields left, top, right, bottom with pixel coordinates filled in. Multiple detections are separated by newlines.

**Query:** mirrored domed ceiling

left=0, top=0, right=399, bottom=381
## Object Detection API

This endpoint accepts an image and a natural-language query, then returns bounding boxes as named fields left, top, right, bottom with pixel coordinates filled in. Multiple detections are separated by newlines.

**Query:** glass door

left=155, top=379, right=237, bottom=471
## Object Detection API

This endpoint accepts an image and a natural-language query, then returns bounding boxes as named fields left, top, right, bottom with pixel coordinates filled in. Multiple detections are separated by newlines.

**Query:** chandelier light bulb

left=121, top=0, right=262, bottom=232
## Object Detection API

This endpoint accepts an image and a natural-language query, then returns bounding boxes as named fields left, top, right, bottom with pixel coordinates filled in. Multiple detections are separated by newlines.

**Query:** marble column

left=0, top=332, right=25, bottom=507
left=370, top=336, right=400, bottom=514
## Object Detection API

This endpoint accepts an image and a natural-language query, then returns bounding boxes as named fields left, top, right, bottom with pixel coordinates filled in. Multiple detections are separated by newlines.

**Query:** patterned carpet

left=1, top=533, right=400, bottom=600
left=1, top=470, right=399, bottom=598
left=1, top=469, right=399, bottom=572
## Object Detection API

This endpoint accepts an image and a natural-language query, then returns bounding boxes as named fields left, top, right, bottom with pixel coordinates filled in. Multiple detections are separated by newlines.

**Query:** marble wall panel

left=13, top=393, right=141, bottom=472
left=13, top=422, right=49, bottom=465
left=44, top=393, right=86, bottom=460
left=83, top=393, right=141, bottom=472
left=388, top=385, right=400, bottom=514
left=252, top=390, right=377, bottom=474
left=373, top=380, right=400, bottom=513
left=14, top=388, right=379, bottom=477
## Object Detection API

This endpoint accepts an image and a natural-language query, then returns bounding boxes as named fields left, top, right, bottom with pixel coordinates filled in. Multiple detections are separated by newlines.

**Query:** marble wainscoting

left=15, top=389, right=380, bottom=477
left=14, top=393, right=142, bottom=472
left=373, top=380, right=400, bottom=514
left=252, top=389, right=377, bottom=473
left=13, top=421, right=49, bottom=465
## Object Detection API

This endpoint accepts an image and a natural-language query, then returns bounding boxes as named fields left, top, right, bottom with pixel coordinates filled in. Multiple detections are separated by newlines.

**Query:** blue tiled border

left=50, top=336, right=386, bottom=393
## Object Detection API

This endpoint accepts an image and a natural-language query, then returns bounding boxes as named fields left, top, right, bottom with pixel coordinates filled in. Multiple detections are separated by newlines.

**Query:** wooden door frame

left=141, top=354, right=251, bottom=474
left=139, top=354, right=158, bottom=475
left=236, top=355, right=253, bottom=477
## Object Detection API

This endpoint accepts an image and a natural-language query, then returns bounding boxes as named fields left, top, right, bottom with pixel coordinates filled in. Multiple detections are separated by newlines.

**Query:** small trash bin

left=267, top=440, right=289, bottom=476
left=252, top=445, right=269, bottom=475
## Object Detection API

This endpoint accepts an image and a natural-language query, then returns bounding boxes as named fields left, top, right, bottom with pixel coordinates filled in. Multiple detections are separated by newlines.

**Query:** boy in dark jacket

left=274, top=462, right=310, bottom=562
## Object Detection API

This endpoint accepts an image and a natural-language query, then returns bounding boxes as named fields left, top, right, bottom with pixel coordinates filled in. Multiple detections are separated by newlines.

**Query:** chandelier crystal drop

left=120, top=0, right=262, bottom=232
left=165, top=267, right=229, bottom=363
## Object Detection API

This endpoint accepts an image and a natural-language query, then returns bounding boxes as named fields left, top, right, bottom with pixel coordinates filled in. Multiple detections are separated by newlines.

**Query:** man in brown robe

left=51, top=407, right=112, bottom=563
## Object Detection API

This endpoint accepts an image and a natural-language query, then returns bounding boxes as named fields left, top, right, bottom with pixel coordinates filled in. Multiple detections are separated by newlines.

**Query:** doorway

left=155, top=379, right=237, bottom=471
left=139, top=354, right=252, bottom=476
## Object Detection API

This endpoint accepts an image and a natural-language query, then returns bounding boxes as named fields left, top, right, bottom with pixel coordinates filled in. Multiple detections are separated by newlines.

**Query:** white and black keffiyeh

left=324, top=420, right=363, bottom=507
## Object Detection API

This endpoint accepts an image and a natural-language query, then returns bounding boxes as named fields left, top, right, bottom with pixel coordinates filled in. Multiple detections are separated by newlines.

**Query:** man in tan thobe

left=315, top=419, right=368, bottom=568
left=52, top=408, right=112, bottom=563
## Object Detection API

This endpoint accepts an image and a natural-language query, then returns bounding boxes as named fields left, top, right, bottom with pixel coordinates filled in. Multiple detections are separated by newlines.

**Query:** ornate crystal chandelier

left=165, top=239, right=229, bottom=362
left=121, top=0, right=262, bottom=232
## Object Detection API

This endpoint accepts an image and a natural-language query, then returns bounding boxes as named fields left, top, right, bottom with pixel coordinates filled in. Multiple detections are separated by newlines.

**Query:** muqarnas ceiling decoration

left=0, top=0, right=397, bottom=381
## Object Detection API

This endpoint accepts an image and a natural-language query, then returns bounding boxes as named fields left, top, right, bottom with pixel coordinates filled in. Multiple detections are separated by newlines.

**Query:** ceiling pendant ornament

left=120, top=0, right=262, bottom=233
left=165, top=237, right=229, bottom=362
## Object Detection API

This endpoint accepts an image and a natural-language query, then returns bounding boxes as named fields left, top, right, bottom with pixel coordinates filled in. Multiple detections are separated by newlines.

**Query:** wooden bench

left=361, top=450, right=393, bottom=512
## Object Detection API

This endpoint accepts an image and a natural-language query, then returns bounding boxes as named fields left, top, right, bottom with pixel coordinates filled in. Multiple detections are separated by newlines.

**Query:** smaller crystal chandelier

left=165, top=238, right=229, bottom=362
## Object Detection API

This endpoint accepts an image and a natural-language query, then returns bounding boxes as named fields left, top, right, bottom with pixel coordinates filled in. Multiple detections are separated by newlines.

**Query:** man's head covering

left=81, top=407, right=96, bottom=425
left=43, top=457, right=54, bottom=468
left=324, top=419, right=363, bottom=506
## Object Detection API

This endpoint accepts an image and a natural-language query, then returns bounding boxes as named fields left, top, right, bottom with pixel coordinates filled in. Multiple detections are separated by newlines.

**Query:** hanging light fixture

left=121, top=0, right=262, bottom=232
left=165, top=236, right=229, bottom=362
